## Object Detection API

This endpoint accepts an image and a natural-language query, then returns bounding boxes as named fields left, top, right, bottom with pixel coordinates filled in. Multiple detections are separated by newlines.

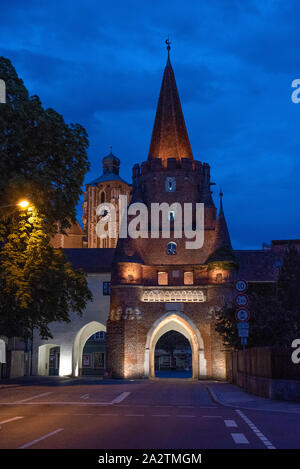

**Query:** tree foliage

left=215, top=243, right=300, bottom=350
left=0, top=56, right=89, bottom=230
left=0, top=57, right=92, bottom=341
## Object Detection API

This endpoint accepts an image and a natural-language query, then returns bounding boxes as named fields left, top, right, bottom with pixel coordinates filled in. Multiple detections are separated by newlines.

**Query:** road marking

left=151, top=414, right=170, bottom=417
left=125, top=414, right=144, bottom=417
left=14, top=392, right=52, bottom=404
left=0, top=416, right=24, bottom=425
left=231, top=433, right=250, bottom=444
left=202, top=415, right=223, bottom=418
left=111, top=392, right=131, bottom=404
left=18, top=428, right=63, bottom=449
left=80, top=394, right=89, bottom=399
left=177, top=415, right=195, bottom=418
left=224, top=419, right=238, bottom=428
left=235, top=410, right=276, bottom=449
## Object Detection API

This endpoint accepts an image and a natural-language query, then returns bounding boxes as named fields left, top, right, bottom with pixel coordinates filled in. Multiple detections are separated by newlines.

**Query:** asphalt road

left=0, top=378, right=299, bottom=449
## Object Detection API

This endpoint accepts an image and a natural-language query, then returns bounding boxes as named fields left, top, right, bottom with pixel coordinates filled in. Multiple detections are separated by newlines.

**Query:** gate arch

left=73, top=321, right=106, bottom=376
left=144, top=312, right=206, bottom=379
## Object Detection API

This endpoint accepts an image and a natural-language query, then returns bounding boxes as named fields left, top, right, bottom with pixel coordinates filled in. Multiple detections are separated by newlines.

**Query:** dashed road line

left=18, top=428, right=64, bottom=449
left=224, top=419, right=238, bottom=428
left=80, top=394, right=89, bottom=400
left=0, top=416, right=24, bottom=425
left=125, top=414, right=144, bottom=417
left=231, top=433, right=250, bottom=444
left=176, top=415, right=195, bottom=418
left=235, top=409, right=276, bottom=449
left=111, top=392, right=131, bottom=404
left=14, top=392, right=52, bottom=404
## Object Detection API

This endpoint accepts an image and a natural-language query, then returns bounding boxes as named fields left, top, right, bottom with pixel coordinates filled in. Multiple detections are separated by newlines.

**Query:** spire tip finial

left=165, top=36, right=171, bottom=59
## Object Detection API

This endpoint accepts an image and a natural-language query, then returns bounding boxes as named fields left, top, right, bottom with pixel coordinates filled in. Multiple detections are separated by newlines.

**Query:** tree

left=0, top=57, right=89, bottom=231
left=0, top=57, right=92, bottom=352
left=216, top=243, right=300, bottom=349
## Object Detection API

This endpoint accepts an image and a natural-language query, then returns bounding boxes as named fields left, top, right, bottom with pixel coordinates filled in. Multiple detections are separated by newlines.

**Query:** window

left=165, top=177, right=176, bottom=192
left=103, top=281, right=111, bottom=295
left=167, top=242, right=177, bottom=255
left=158, top=272, right=168, bottom=285
left=216, top=273, right=223, bottom=283
left=184, top=271, right=194, bottom=285
left=100, top=191, right=105, bottom=203
left=169, top=211, right=175, bottom=221
left=92, top=331, right=106, bottom=341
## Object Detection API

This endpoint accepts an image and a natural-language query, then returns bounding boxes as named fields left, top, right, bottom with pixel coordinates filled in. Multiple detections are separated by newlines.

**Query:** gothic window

left=184, top=271, right=194, bottom=285
left=100, top=191, right=105, bottom=203
left=216, top=273, right=223, bottom=283
left=167, top=242, right=177, bottom=255
left=165, top=177, right=176, bottom=192
left=169, top=211, right=175, bottom=221
left=158, top=272, right=168, bottom=285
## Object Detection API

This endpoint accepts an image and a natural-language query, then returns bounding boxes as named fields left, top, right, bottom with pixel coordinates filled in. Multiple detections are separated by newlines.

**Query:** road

left=0, top=378, right=299, bottom=449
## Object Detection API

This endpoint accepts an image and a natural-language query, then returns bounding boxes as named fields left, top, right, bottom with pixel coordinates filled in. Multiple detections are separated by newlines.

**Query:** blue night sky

left=1, top=0, right=300, bottom=249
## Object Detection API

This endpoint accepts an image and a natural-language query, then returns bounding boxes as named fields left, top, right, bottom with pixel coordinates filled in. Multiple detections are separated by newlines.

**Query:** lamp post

left=0, top=200, right=31, bottom=210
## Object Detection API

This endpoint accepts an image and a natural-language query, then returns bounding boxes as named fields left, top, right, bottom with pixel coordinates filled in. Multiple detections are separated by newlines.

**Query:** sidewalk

left=207, top=382, right=300, bottom=414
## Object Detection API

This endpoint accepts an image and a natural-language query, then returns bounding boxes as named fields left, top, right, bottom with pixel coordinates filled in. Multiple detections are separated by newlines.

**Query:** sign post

left=235, top=280, right=249, bottom=390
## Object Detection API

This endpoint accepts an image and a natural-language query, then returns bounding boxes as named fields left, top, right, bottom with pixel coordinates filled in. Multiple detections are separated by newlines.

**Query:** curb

left=206, top=384, right=300, bottom=414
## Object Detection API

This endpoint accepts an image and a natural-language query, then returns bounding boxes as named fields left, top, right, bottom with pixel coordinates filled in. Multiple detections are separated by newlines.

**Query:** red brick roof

left=148, top=56, right=193, bottom=163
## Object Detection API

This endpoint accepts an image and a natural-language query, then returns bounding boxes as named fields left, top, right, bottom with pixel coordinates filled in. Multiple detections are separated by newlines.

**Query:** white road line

left=235, top=410, right=276, bottom=449
left=111, top=392, right=131, bottom=404
left=0, top=416, right=24, bottom=425
left=231, top=433, right=250, bottom=444
left=18, top=428, right=63, bottom=449
left=151, top=414, right=170, bottom=417
left=202, top=415, right=223, bottom=418
left=177, top=415, right=195, bottom=418
left=125, top=414, right=144, bottom=417
left=80, top=394, right=89, bottom=399
left=224, top=419, right=238, bottom=428
left=14, top=392, right=52, bottom=404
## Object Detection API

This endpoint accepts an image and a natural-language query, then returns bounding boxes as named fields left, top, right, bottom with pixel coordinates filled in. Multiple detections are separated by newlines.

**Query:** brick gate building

left=106, top=47, right=239, bottom=380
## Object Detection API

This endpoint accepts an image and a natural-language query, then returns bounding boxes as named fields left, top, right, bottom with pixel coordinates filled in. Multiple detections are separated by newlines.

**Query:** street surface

left=0, top=377, right=299, bottom=449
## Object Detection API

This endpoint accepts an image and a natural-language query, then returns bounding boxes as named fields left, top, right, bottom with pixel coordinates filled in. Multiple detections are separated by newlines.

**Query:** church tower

left=82, top=149, right=131, bottom=248
left=106, top=43, right=237, bottom=379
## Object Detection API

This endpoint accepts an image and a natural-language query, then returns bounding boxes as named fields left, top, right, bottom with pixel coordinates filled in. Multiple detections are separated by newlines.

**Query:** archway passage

left=73, top=321, right=106, bottom=377
left=145, top=312, right=207, bottom=380
left=81, top=331, right=106, bottom=376
left=155, top=330, right=192, bottom=379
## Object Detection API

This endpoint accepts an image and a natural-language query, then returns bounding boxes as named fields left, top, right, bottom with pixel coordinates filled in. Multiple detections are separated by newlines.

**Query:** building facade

left=106, top=50, right=238, bottom=380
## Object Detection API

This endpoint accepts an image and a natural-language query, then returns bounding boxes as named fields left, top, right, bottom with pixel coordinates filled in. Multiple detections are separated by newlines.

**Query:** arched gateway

left=144, top=312, right=206, bottom=379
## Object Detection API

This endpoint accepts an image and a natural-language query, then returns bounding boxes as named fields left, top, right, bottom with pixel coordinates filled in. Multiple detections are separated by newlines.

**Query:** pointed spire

left=206, top=191, right=235, bottom=264
left=214, top=190, right=232, bottom=252
left=148, top=40, right=193, bottom=163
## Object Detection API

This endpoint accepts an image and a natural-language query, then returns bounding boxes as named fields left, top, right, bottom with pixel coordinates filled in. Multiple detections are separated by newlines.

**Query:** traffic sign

left=235, top=279, right=248, bottom=293
left=235, top=294, right=248, bottom=307
left=237, top=322, right=249, bottom=337
left=235, top=308, right=250, bottom=322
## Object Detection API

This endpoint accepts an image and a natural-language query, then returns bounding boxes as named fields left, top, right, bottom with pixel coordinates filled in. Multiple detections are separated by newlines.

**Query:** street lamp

left=0, top=200, right=31, bottom=210
left=17, top=200, right=30, bottom=209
